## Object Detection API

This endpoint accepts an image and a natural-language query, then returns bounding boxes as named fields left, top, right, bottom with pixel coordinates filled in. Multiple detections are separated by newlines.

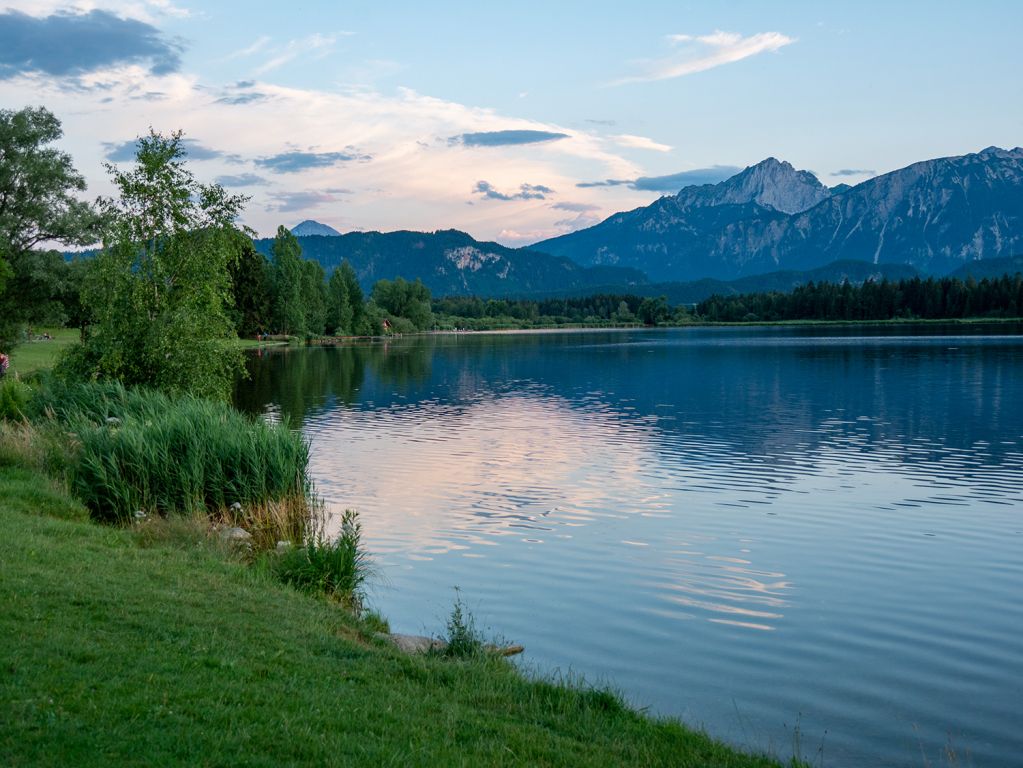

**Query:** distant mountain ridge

left=533, top=147, right=1023, bottom=282
left=252, top=229, right=646, bottom=297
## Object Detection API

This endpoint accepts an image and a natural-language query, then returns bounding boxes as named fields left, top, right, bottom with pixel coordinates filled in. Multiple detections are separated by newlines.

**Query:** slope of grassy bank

left=0, top=465, right=795, bottom=768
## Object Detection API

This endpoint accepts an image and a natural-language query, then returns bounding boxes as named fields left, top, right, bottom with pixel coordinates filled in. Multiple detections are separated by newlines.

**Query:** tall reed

left=31, top=379, right=314, bottom=543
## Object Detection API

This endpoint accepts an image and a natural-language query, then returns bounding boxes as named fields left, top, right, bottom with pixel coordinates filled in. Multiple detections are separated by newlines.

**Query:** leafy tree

left=372, top=276, right=433, bottom=330
left=270, top=226, right=305, bottom=335
left=67, top=130, right=248, bottom=399
left=300, top=259, right=327, bottom=336
left=341, top=261, right=373, bottom=334
left=0, top=106, right=98, bottom=350
left=637, top=296, right=670, bottom=325
left=2, top=248, right=79, bottom=328
left=228, top=234, right=272, bottom=336
left=326, top=262, right=354, bottom=335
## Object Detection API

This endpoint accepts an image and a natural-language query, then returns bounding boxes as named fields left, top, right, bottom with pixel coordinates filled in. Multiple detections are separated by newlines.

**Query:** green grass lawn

left=0, top=463, right=798, bottom=767
left=5, top=329, right=287, bottom=378
left=6, top=328, right=79, bottom=376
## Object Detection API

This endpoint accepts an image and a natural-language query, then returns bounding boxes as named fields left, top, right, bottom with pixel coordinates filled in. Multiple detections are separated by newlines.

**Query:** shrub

left=443, top=590, right=485, bottom=659
left=272, top=509, right=370, bottom=609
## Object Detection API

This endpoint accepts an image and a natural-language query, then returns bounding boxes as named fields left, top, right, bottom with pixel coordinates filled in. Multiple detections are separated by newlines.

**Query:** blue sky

left=1, top=0, right=1020, bottom=243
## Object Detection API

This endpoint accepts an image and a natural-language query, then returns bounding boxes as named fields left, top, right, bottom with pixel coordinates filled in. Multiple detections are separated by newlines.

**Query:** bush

left=444, top=590, right=486, bottom=659
left=272, top=509, right=370, bottom=609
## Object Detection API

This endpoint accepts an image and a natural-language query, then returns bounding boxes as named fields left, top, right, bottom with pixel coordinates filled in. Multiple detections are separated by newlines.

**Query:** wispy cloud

left=254, top=33, right=336, bottom=75
left=225, top=35, right=272, bottom=60
left=267, top=189, right=349, bottom=213
left=551, top=202, right=600, bottom=212
left=831, top=168, right=875, bottom=177
left=611, top=30, right=795, bottom=86
left=452, top=129, right=570, bottom=147
left=613, top=134, right=673, bottom=152
left=473, top=180, right=553, bottom=201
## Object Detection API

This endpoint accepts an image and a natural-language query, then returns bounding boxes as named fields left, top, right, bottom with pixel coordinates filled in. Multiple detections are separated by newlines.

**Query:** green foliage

left=433, top=293, right=649, bottom=328
left=0, top=107, right=98, bottom=257
left=300, top=258, right=328, bottom=336
left=372, top=276, right=433, bottom=330
left=443, top=590, right=486, bottom=659
left=270, top=226, right=306, bottom=335
left=73, top=130, right=248, bottom=399
left=272, top=509, right=370, bottom=609
left=0, top=107, right=99, bottom=350
left=638, top=295, right=671, bottom=325
left=0, top=378, right=31, bottom=421
left=228, top=234, right=273, bottom=336
left=326, top=261, right=355, bottom=334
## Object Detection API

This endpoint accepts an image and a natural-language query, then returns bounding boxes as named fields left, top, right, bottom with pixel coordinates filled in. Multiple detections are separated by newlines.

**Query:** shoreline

left=281, top=316, right=1023, bottom=347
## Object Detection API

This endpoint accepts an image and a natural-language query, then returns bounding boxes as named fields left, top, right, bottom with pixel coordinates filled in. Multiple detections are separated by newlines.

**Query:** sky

left=1, top=0, right=1021, bottom=245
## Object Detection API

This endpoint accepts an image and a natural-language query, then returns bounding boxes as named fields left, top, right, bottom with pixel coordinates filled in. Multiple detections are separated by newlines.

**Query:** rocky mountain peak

left=675, top=157, right=831, bottom=214
left=975, top=145, right=1023, bottom=161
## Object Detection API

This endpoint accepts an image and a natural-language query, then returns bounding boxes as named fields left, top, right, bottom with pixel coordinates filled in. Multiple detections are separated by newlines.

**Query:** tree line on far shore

left=696, top=274, right=1023, bottom=322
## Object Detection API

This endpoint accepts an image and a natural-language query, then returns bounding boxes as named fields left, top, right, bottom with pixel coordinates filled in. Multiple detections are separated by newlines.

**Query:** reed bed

left=23, top=379, right=314, bottom=544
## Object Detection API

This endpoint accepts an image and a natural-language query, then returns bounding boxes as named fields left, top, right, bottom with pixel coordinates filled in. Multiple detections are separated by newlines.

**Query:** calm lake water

left=236, top=326, right=1023, bottom=767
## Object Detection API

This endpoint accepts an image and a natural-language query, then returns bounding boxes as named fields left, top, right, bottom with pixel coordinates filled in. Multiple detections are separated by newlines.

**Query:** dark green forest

left=696, top=274, right=1023, bottom=322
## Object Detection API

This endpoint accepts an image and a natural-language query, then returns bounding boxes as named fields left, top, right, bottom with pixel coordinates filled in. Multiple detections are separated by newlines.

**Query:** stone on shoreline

left=218, top=526, right=252, bottom=550
left=375, top=632, right=524, bottom=656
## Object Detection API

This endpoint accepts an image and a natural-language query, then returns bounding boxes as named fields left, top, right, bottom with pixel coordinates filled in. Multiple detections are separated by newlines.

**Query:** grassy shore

left=0, top=461, right=797, bottom=767
left=5, top=329, right=288, bottom=378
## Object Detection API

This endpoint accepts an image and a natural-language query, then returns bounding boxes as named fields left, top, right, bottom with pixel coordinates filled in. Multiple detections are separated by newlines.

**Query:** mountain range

left=259, top=146, right=1023, bottom=299
left=533, top=147, right=1023, bottom=282
left=252, top=229, right=646, bottom=297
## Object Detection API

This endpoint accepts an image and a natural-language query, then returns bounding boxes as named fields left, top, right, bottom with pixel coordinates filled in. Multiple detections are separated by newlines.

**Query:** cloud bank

left=831, top=168, right=876, bottom=177
left=473, top=181, right=554, bottom=201
left=578, top=166, right=741, bottom=192
left=255, top=149, right=372, bottom=173
left=453, top=129, right=570, bottom=147
left=0, top=9, right=182, bottom=79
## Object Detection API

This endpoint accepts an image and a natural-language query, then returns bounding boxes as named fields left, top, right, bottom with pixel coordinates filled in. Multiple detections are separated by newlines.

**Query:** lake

left=236, top=326, right=1023, bottom=767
